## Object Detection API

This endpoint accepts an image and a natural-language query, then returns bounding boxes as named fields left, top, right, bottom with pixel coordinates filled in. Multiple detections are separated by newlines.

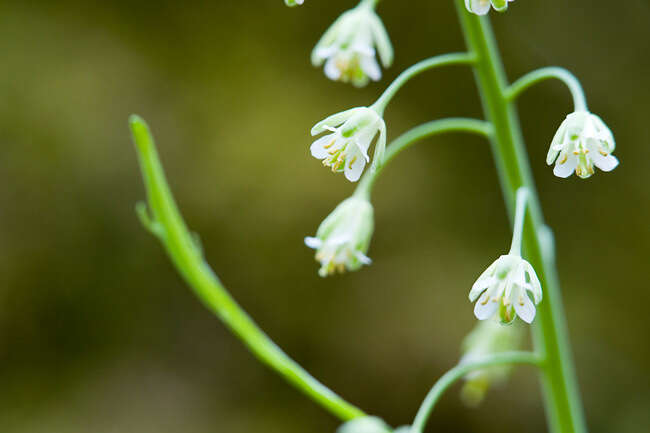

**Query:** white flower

left=459, top=319, right=524, bottom=406
left=469, top=254, right=542, bottom=324
left=311, top=106, right=386, bottom=182
left=337, top=417, right=391, bottom=433
left=312, top=5, right=393, bottom=87
left=284, top=0, right=304, bottom=6
left=547, top=111, right=618, bottom=179
left=465, top=0, right=515, bottom=15
left=305, top=196, right=374, bottom=277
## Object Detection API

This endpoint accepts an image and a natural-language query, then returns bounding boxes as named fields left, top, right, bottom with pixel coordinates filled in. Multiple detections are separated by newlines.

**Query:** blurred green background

left=0, top=1, right=648, bottom=432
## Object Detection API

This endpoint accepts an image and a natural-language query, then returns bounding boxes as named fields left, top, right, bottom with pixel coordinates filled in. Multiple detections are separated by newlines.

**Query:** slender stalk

left=372, top=53, right=476, bottom=114
left=508, top=187, right=529, bottom=256
left=130, top=115, right=366, bottom=422
left=507, top=67, right=587, bottom=111
left=412, top=351, right=542, bottom=433
left=355, top=118, right=491, bottom=198
left=453, top=2, right=587, bottom=432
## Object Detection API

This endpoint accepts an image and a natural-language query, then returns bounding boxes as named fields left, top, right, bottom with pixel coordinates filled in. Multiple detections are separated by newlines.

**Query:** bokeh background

left=0, top=1, right=648, bottom=432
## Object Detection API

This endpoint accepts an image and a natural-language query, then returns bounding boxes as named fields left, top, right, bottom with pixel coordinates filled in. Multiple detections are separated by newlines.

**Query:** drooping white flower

left=547, top=111, right=618, bottom=179
left=312, top=4, right=393, bottom=87
left=465, top=0, right=515, bottom=15
left=311, top=106, right=386, bottom=182
left=337, top=416, right=391, bottom=433
left=459, top=319, right=524, bottom=406
left=469, top=254, right=542, bottom=324
left=305, top=196, right=374, bottom=277
left=284, top=0, right=304, bottom=6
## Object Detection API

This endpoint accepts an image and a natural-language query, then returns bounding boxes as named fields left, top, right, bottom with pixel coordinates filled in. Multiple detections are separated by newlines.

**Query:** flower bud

left=284, top=0, right=304, bottom=6
left=459, top=320, right=524, bottom=406
left=312, top=5, right=393, bottom=87
left=305, top=196, right=374, bottom=277
left=311, top=106, right=386, bottom=182
left=547, top=111, right=618, bottom=179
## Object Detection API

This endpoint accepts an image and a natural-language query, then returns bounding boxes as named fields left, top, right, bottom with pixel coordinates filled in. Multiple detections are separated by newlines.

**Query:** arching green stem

left=130, top=115, right=366, bottom=422
left=412, top=351, right=542, bottom=433
left=372, top=53, right=477, bottom=114
left=508, top=187, right=529, bottom=256
left=507, top=67, right=587, bottom=112
left=354, top=118, right=492, bottom=199
left=454, top=2, right=587, bottom=432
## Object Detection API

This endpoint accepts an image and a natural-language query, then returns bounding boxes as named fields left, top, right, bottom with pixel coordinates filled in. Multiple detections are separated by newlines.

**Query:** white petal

left=355, top=251, right=372, bottom=265
left=343, top=152, right=367, bottom=182
left=367, top=13, right=393, bottom=67
left=304, top=237, right=322, bottom=249
left=469, top=276, right=496, bottom=302
left=547, top=122, right=567, bottom=165
left=310, top=134, right=336, bottom=159
left=474, top=293, right=499, bottom=320
left=523, top=262, right=542, bottom=303
left=311, top=108, right=361, bottom=136
left=514, top=293, right=536, bottom=323
left=469, top=0, right=492, bottom=15
left=360, top=55, right=381, bottom=81
left=592, top=152, right=619, bottom=172
left=553, top=154, right=577, bottom=178
left=324, top=57, right=341, bottom=81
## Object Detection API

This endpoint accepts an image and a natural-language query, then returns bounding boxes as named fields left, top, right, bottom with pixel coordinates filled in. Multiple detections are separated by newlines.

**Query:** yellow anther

left=348, top=156, right=357, bottom=169
left=324, top=139, right=336, bottom=149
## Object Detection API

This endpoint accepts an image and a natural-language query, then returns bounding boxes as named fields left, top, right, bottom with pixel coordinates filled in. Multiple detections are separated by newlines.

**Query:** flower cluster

left=547, top=111, right=618, bottom=179
left=465, top=0, right=515, bottom=15
left=305, top=196, right=374, bottom=277
left=312, top=4, right=393, bottom=87
left=311, top=106, right=386, bottom=182
left=469, top=254, right=542, bottom=324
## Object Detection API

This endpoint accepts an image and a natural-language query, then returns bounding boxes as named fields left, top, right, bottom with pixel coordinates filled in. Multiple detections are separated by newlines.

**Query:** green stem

left=508, top=187, right=529, bottom=256
left=372, top=53, right=476, bottom=114
left=129, top=115, right=366, bottom=422
left=412, top=351, right=542, bottom=433
left=454, top=2, right=587, bottom=433
left=355, top=118, right=491, bottom=199
left=359, top=0, right=379, bottom=9
left=507, top=67, right=587, bottom=111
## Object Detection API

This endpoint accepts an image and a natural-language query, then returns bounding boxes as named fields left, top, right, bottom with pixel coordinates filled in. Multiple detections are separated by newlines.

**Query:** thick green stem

left=130, top=115, right=366, bottom=422
left=454, top=2, right=587, bottom=432
left=355, top=118, right=491, bottom=199
left=412, top=351, right=542, bottom=433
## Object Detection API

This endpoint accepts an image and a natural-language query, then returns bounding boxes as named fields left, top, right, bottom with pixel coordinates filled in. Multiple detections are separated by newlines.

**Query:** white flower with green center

left=311, top=106, right=386, bottom=182
left=547, top=111, right=618, bottom=179
left=305, top=196, right=374, bottom=277
left=337, top=416, right=391, bottom=433
left=469, top=254, right=542, bottom=324
left=465, top=0, right=515, bottom=15
left=312, top=4, right=393, bottom=87
left=284, top=0, right=304, bottom=6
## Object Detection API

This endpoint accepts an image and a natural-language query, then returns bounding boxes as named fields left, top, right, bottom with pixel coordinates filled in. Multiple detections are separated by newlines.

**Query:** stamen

left=324, top=139, right=336, bottom=149
left=348, top=156, right=357, bottom=169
